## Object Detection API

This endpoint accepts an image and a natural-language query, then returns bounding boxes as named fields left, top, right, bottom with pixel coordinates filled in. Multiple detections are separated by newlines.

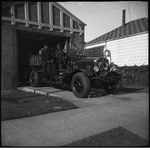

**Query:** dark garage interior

left=17, top=30, right=70, bottom=85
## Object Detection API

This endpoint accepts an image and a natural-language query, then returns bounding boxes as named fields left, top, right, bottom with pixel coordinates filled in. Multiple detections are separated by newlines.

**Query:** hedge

left=119, top=65, right=149, bottom=86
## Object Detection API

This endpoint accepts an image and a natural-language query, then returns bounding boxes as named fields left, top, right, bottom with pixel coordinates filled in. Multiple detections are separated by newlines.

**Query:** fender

left=70, top=69, right=93, bottom=77
left=79, top=69, right=93, bottom=77
left=69, top=69, right=93, bottom=82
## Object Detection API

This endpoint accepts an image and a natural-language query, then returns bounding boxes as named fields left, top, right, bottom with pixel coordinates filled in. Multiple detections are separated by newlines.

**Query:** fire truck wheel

left=71, top=72, right=90, bottom=98
left=29, top=70, right=39, bottom=87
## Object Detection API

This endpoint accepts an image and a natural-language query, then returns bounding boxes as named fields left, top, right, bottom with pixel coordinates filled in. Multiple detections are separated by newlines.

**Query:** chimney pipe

left=122, top=9, right=125, bottom=27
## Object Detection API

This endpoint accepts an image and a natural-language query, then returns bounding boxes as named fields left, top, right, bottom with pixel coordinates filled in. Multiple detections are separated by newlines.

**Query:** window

left=41, top=2, right=49, bottom=24
left=73, top=20, right=79, bottom=29
left=53, top=5, right=60, bottom=26
left=29, top=2, right=38, bottom=21
left=2, top=6, right=11, bottom=17
left=63, top=13, right=70, bottom=28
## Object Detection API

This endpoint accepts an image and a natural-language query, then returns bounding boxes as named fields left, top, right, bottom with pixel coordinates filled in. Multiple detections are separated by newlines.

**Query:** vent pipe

left=122, top=9, right=126, bottom=27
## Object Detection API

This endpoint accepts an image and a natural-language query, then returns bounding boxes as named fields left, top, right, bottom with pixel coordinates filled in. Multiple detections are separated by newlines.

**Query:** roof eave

left=2, top=1, right=87, bottom=27
left=86, top=30, right=148, bottom=47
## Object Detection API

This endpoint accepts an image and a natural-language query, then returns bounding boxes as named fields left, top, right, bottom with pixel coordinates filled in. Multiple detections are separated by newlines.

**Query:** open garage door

left=17, top=30, right=70, bottom=85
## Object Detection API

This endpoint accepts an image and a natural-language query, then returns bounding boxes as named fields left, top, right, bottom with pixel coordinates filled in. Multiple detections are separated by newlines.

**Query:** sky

left=58, top=1, right=148, bottom=42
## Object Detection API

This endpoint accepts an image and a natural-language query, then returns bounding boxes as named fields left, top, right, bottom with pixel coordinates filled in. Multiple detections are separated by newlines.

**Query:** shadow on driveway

left=53, top=85, right=148, bottom=98
left=18, top=82, right=148, bottom=99
left=119, top=86, right=147, bottom=94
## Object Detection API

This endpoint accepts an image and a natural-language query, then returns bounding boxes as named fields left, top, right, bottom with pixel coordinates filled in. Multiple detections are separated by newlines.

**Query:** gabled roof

left=86, top=18, right=148, bottom=46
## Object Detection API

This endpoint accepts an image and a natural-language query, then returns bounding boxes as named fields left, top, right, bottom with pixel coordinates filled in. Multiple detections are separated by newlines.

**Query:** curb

left=18, top=86, right=76, bottom=101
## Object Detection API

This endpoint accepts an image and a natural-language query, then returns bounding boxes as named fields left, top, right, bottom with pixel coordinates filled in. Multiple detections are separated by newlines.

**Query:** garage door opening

left=17, top=30, right=70, bottom=86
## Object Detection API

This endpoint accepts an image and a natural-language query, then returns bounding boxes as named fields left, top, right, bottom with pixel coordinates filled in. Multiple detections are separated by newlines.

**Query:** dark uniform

left=40, top=43, right=51, bottom=82
left=72, top=44, right=82, bottom=55
left=53, top=44, right=68, bottom=69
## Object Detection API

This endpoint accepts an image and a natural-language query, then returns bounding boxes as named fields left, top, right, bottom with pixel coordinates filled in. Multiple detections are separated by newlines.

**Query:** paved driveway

left=2, top=86, right=149, bottom=146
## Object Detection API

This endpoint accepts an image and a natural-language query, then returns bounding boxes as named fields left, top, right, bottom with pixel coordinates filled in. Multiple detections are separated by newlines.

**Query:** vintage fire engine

left=29, top=49, right=125, bottom=98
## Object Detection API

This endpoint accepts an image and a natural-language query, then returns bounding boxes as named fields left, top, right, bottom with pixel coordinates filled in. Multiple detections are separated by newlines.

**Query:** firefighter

left=72, top=44, right=82, bottom=55
left=40, top=42, right=51, bottom=83
left=54, top=44, right=63, bottom=58
left=53, top=43, right=68, bottom=69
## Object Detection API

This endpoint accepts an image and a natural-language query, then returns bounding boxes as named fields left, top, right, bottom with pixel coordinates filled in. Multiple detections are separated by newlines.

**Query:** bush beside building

left=119, top=65, right=149, bottom=86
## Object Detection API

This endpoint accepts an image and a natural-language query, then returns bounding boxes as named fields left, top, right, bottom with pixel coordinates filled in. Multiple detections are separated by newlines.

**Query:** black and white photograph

left=1, top=1, right=149, bottom=147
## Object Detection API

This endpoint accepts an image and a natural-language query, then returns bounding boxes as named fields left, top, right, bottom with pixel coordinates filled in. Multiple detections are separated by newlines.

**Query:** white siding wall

left=86, top=33, right=148, bottom=66
left=106, top=33, right=148, bottom=66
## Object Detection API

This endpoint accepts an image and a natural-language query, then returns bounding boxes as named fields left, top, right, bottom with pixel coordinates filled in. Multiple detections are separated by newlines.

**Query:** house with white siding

left=85, top=11, right=148, bottom=66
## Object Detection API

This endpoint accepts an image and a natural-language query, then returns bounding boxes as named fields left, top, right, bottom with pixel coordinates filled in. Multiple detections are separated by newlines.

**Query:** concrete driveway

left=1, top=85, right=149, bottom=146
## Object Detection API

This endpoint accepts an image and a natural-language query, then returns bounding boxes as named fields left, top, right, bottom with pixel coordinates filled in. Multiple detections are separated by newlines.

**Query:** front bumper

left=90, top=70, right=126, bottom=82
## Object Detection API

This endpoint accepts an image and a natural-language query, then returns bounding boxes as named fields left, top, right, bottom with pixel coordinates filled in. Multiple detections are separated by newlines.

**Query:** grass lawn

left=1, top=90, right=78, bottom=121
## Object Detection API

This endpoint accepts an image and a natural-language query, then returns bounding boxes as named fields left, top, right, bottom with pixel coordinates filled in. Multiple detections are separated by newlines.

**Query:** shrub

left=119, top=65, right=149, bottom=86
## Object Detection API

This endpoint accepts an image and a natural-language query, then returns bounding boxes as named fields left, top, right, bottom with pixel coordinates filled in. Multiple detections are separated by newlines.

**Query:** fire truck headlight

left=104, top=62, right=109, bottom=70
left=93, top=66, right=99, bottom=72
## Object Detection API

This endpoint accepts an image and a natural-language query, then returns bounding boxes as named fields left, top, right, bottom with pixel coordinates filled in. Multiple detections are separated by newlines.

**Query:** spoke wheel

left=74, top=78, right=84, bottom=93
left=71, top=72, right=90, bottom=98
left=29, top=70, right=39, bottom=87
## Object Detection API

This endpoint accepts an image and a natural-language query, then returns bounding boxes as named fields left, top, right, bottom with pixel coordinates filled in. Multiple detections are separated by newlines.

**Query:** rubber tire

left=71, top=72, right=90, bottom=98
left=29, top=70, right=39, bottom=87
left=103, top=79, right=123, bottom=94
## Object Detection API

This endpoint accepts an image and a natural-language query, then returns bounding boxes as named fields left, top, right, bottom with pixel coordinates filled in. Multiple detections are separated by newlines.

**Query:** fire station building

left=2, top=2, right=86, bottom=91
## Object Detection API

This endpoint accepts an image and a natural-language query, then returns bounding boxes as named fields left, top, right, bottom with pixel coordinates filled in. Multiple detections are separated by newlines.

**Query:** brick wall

left=1, top=21, right=18, bottom=91
left=70, top=32, right=86, bottom=55
left=71, top=32, right=84, bottom=49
